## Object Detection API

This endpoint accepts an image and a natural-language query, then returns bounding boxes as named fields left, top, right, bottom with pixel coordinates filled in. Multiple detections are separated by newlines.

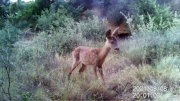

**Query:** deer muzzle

left=114, top=47, right=119, bottom=51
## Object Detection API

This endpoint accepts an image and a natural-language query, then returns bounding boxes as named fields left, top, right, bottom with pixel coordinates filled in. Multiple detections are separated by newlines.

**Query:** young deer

left=68, top=27, right=119, bottom=84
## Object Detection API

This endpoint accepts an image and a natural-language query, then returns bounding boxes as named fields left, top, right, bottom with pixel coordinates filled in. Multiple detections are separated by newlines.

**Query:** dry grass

left=1, top=35, right=179, bottom=101
left=1, top=18, right=180, bottom=100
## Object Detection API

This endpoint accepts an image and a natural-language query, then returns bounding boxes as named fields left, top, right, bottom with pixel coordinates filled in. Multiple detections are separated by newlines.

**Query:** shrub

left=133, top=0, right=174, bottom=30
left=0, top=21, right=19, bottom=49
left=38, top=20, right=83, bottom=54
left=53, top=0, right=83, bottom=21
left=79, top=16, right=107, bottom=41
left=0, top=22, right=19, bottom=101
left=153, top=56, right=180, bottom=100
left=119, top=24, right=180, bottom=65
left=7, top=1, right=38, bottom=29
left=0, top=18, right=4, bottom=29
left=37, top=5, right=72, bottom=30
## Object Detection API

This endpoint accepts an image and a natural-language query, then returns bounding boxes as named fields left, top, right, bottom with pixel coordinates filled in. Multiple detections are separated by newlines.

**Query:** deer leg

left=78, top=64, right=86, bottom=78
left=93, top=66, right=98, bottom=79
left=68, top=61, right=80, bottom=80
left=98, top=66, right=105, bottom=85
left=79, top=64, right=86, bottom=73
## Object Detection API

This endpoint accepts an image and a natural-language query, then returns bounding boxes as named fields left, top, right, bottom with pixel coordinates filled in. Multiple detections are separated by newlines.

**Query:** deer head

left=105, top=27, right=119, bottom=50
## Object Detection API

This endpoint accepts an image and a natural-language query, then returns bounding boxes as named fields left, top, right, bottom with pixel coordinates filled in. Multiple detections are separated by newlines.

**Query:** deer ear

left=106, top=29, right=111, bottom=39
left=112, top=27, right=119, bottom=36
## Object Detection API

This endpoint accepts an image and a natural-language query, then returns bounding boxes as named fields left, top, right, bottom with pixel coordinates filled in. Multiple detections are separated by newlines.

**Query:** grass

left=1, top=35, right=180, bottom=100
left=1, top=16, right=180, bottom=101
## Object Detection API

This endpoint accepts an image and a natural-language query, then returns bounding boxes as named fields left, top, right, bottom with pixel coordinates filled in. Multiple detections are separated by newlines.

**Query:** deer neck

left=99, top=44, right=111, bottom=61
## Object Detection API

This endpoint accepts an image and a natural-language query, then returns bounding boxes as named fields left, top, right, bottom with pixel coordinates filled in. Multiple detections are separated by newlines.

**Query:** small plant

left=22, top=92, right=32, bottom=101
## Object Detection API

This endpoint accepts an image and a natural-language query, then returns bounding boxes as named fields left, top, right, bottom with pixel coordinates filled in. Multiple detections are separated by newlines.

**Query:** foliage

left=0, top=0, right=10, bottom=28
left=69, top=0, right=93, bottom=10
left=0, top=22, right=19, bottom=101
left=22, top=92, right=32, bottom=101
left=119, top=13, right=180, bottom=66
left=133, top=0, right=174, bottom=30
left=46, top=26, right=82, bottom=54
left=0, top=0, right=10, bottom=17
left=35, top=0, right=53, bottom=14
left=53, top=0, right=83, bottom=21
left=156, top=0, right=180, bottom=12
left=0, top=0, right=54, bottom=29
left=7, top=1, right=38, bottom=28
left=0, top=21, right=19, bottom=51
left=143, top=34, right=180, bottom=65
left=79, top=16, right=107, bottom=41
left=152, top=56, right=180, bottom=100
left=120, top=27, right=180, bottom=65
left=37, top=5, right=72, bottom=30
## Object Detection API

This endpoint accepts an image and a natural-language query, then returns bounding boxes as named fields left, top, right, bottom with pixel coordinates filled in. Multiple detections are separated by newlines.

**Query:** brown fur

left=68, top=27, right=119, bottom=84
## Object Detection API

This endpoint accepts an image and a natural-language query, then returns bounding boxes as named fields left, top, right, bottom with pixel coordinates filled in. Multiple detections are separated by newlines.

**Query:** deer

left=68, top=27, right=120, bottom=85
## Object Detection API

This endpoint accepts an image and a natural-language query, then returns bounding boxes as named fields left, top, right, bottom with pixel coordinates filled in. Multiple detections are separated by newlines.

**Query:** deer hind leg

left=68, top=59, right=80, bottom=80
left=79, top=64, right=86, bottom=73
left=93, top=66, right=98, bottom=79
left=98, top=66, right=105, bottom=85
left=78, top=64, right=86, bottom=78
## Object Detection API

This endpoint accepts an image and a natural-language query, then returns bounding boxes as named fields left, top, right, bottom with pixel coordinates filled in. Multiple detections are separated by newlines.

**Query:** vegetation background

left=0, top=0, right=180, bottom=100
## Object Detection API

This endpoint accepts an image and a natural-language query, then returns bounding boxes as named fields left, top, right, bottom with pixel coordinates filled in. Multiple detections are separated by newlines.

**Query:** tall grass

left=0, top=14, right=180, bottom=100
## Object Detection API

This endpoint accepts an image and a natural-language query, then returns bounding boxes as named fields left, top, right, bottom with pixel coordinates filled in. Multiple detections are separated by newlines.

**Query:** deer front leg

left=98, top=66, right=105, bottom=85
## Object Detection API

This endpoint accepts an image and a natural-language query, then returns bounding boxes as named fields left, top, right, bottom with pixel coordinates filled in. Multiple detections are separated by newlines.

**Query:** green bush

left=37, top=5, right=72, bottom=30
left=8, top=18, right=84, bottom=100
left=156, top=0, right=180, bottom=12
left=154, top=56, right=180, bottom=101
left=0, top=21, right=19, bottom=50
left=0, top=22, right=19, bottom=101
left=143, top=26, right=180, bottom=64
left=133, top=0, right=174, bottom=30
left=79, top=16, right=107, bottom=41
left=40, top=22, right=82, bottom=54
left=7, top=1, right=38, bottom=29
left=120, top=24, right=180, bottom=65
left=52, top=0, right=83, bottom=21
